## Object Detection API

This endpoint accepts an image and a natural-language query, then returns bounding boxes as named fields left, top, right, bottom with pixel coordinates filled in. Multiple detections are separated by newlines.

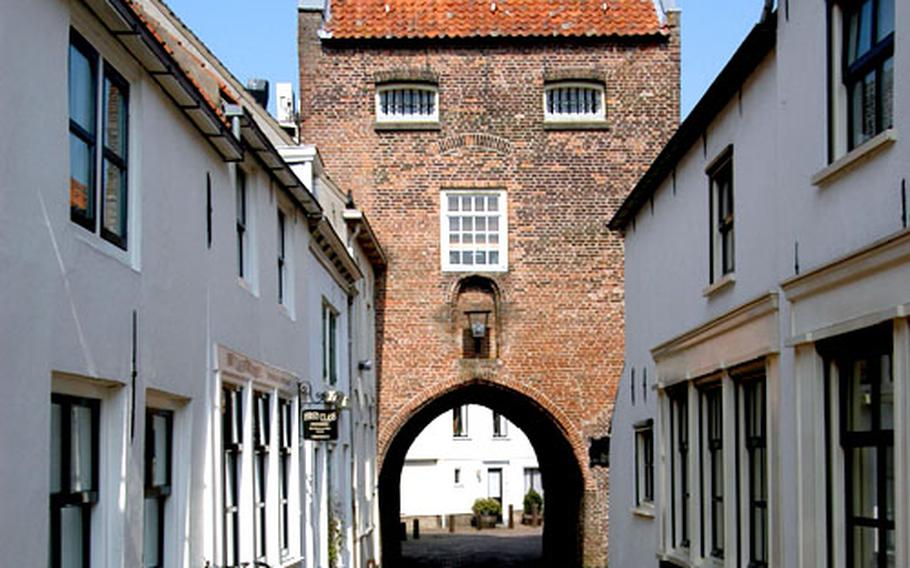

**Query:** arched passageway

left=379, top=380, right=585, bottom=567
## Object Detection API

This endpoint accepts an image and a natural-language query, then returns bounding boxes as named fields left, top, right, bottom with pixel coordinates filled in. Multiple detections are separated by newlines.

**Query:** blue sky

left=165, top=0, right=763, bottom=118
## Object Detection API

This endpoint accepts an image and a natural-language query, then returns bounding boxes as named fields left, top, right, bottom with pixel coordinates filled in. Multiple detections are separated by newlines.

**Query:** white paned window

left=544, top=82, right=605, bottom=122
left=376, top=84, right=438, bottom=123
left=441, top=191, right=508, bottom=272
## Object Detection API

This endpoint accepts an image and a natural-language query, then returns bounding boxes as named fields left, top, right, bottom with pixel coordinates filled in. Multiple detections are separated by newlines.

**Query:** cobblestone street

left=401, top=526, right=543, bottom=567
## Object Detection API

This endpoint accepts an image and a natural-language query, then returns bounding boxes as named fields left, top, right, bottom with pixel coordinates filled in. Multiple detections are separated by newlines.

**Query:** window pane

left=60, top=506, right=85, bottom=568
left=69, top=43, right=95, bottom=133
left=449, top=251, right=460, bottom=265
left=489, top=233, right=499, bottom=245
left=476, top=217, right=486, bottom=231
left=476, top=234, right=486, bottom=244
left=152, top=414, right=169, bottom=487
left=70, top=134, right=94, bottom=221
left=489, top=251, right=499, bottom=265
left=877, top=0, right=894, bottom=41
left=851, top=525, right=879, bottom=568
left=489, top=216, right=499, bottom=231
left=461, top=197, right=473, bottom=212
left=51, top=403, right=63, bottom=493
left=448, top=196, right=459, bottom=212
left=475, top=251, right=487, bottom=265
left=885, top=447, right=894, bottom=521
left=449, top=233, right=460, bottom=244
left=143, top=497, right=160, bottom=567
left=462, top=233, right=473, bottom=244
left=71, top=405, right=93, bottom=492
left=462, top=217, right=473, bottom=231
left=103, top=159, right=127, bottom=240
left=449, top=216, right=460, bottom=231
left=488, top=196, right=499, bottom=211
left=104, top=77, right=127, bottom=157
left=845, top=358, right=874, bottom=432
left=475, top=196, right=485, bottom=211
left=850, top=447, right=878, bottom=519
left=462, top=252, right=474, bottom=265
left=881, top=57, right=894, bottom=132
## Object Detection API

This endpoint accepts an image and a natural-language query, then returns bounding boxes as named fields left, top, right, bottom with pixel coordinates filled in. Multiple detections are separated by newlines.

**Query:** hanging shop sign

left=302, top=407, right=339, bottom=441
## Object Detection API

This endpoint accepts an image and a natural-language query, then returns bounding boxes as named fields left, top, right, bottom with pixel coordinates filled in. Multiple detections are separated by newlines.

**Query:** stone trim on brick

left=374, top=67, right=439, bottom=85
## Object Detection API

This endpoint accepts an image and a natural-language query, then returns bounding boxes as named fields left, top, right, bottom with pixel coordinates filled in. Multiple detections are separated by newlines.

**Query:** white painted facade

left=400, top=405, right=540, bottom=522
left=0, top=2, right=382, bottom=568
left=610, top=3, right=909, bottom=568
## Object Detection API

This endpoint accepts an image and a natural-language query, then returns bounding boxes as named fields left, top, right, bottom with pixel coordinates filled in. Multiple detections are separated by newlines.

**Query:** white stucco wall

left=611, top=2, right=910, bottom=567
left=0, top=2, right=381, bottom=567
left=400, top=405, right=539, bottom=519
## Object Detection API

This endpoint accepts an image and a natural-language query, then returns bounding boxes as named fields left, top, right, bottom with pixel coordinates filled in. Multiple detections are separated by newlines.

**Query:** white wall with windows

left=0, top=2, right=384, bottom=568
left=610, top=2, right=908, bottom=568
left=400, top=405, right=540, bottom=522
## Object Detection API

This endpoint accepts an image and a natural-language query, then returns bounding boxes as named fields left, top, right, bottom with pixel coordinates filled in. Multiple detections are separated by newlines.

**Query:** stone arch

left=378, top=379, right=587, bottom=567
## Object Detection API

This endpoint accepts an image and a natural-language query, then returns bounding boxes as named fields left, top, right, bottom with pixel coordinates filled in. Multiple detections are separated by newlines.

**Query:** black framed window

left=742, top=377, right=768, bottom=567
left=709, top=151, right=734, bottom=283
left=144, top=409, right=172, bottom=568
left=634, top=420, right=655, bottom=506
left=453, top=406, right=467, bottom=438
left=843, top=0, right=894, bottom=150
left=277, top=210, right=287, bottom=304
left=222, top=386, right=242, bottom=567
left=50, top=394, right=100, bottom=568
left=278, top=398, right=293, bottom=555
left=68, top=30, right=129, bottom=249
left=669, top=387, right=690, bottom=549
left=821, top=325, right=894, bottom=568
left=322, top=305, right=338, bottom=385
left=253, top=392, right=270, bottom=561
left=703, top=385, right=725, bottom=559
left=492, top=411, right=507, bottom=438
left=236, top=170, right=247, bottom=279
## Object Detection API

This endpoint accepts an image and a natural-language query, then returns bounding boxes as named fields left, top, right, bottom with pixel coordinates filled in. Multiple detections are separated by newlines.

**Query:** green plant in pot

left=523, top=489, right=543, bottom=526
left=472, top=497, right=502, bottom=529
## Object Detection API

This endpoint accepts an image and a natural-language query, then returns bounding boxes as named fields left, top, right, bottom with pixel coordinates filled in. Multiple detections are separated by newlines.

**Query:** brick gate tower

left=298, top=1, right=679, bottom=565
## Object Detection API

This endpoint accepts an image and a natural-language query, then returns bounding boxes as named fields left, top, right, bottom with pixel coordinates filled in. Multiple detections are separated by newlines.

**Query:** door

left=487, top=468, right=503, bottom=523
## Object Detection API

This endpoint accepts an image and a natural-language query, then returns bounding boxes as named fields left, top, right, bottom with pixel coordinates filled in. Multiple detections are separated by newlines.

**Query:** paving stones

left=401, top=526, right=543, bottom=567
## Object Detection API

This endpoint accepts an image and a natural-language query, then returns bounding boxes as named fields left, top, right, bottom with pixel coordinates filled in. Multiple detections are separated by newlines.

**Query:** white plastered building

left=0, top=1, right=384, bottom=567
left=400, top=404, right=541, bottom=526
left=608, top=2, right=908, bottom=568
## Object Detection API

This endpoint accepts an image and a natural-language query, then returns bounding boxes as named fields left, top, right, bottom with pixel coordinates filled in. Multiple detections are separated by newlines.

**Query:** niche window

left=492, top=411, right=507, bottom=438
left=376, top=84, right=438, bottom=123
left=69, top=30, right=130, bottom=249
left=50, top=394, right=100, bottom=568
left=455, top=277, right=499, bottom=360
left=544, top=81, right=606, bottom=123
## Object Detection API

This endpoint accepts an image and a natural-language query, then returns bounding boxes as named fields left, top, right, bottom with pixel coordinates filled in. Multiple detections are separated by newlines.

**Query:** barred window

left=544, top=82, right=605, bottom=121
left=376, top=84, right=438, bottom=122
left=441, top=191, right=507, bottom=272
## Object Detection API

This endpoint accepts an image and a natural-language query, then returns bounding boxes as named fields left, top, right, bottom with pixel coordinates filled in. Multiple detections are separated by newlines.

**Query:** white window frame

left=543, top=81, right=606, bottom=123
left=375, top=83, right=439, bottom=124
left=452, top=405, right=469, bottom=438
left=708, top=148, right=734, bottom=286
left=492, top=410, right=508, bottom=439
left=440, top=190, right=508, bottom=273
left=276, top=205, right=295, bottom=317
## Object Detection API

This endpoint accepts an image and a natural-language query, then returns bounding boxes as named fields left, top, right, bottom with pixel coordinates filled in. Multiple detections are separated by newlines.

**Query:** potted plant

left=522, top=489, right=543, bottom=526
left=472, top=497, right=502, bottom=529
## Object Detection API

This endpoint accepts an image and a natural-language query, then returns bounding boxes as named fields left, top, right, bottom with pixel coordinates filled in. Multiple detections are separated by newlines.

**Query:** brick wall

left=299, top=11, right=680, bottom=566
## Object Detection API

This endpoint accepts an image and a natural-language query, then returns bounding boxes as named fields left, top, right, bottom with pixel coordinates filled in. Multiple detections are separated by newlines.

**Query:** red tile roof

left=325, top=0, right=664, bottom=40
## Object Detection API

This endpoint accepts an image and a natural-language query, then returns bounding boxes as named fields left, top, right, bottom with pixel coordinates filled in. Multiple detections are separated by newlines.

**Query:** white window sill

left=453, top=436, right=472, bottom=441
left=702, top=273, right=735, bottom=297
left=630, top=503, right=655, bottom=519
left=374, top=120, right=440, bottom=131
left=543, top=119, right=609, bottom=131
left=279, top=303, right=296, bottom=322
left=812, top=128, right=896, bottom=186
left=238, top=276, right=258, bottom=297
left=492, top=436, right=510, bottom=441
left=442, top=266, right=509, bottom=274
left=72, top=225, right=138, bottom=272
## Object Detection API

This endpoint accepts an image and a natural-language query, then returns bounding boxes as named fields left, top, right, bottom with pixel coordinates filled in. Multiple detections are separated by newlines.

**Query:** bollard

left=413, top=518, right=420, bottom=540
left=531, top=504, right=539, bottom=527
left=448, top=514, right=455, bottom=533
left=400, top=521, right=407, bottom=541
left=508, top=505, right=514, bottom=529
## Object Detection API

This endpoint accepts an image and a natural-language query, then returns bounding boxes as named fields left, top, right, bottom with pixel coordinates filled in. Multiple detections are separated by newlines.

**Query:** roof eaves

left=607, top=12, right=777, bottom=231
left=90, top=0, right=243, bottom=162
left=343, top=209, right=387, bottom=270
